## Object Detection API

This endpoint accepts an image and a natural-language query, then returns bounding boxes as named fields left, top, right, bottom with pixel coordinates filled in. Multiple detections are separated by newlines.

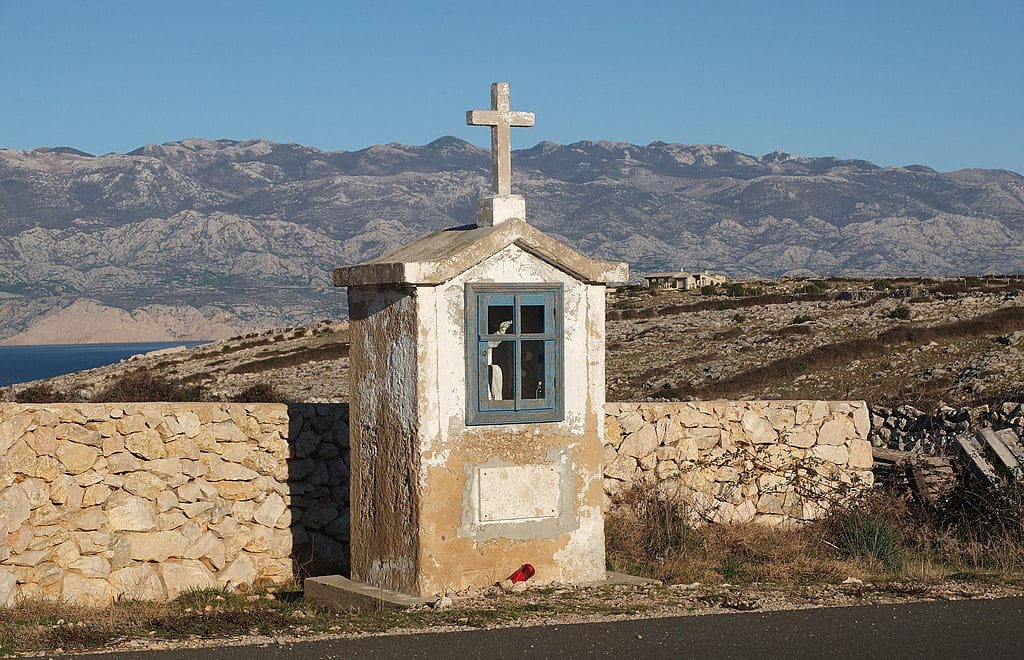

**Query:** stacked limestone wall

left=1, top=398, right=875, bottom=606
left=603, top=401, right=874, bottom=525
left=0, top=403, right=349, bottom=607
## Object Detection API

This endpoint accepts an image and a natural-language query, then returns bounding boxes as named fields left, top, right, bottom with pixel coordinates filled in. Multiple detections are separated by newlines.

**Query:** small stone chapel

left=332, top=83, right=629, bottom=597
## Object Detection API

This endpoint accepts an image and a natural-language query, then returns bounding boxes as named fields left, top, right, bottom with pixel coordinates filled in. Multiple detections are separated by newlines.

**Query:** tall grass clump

left=606, top=484, right=697, bottom=559
left=828, top=508, right=905, bottom=570
left=605, top=484, right=854, bottom=585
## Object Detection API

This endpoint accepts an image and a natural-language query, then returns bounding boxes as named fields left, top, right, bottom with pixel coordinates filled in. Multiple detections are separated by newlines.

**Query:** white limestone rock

left=254, top=492, right=286, bottom=528
left=604, top=454, right=637, bottom=481
left=161, top=561, right=216, bottom=599
left=847, top=440, right=874, bottom=469
left=0, top=484, right=32, bottom=531
left=619, top=425, right=659, bottom=459
left=110, top=565, right=165, bottom=601
left=122, top=471, right=168, bottom=500
left=217, top=554, right=256, bottom=589
left=124, top=429, right=166, bottom=460
left=0, top=567, right=18, bottom=607
left=202, top=455, right=259, bottom=482
left=126, top=530, right=188, bottom=562
left=55, top=442, right=99, bottom=475
left=104, top=492, right=157, bottom=532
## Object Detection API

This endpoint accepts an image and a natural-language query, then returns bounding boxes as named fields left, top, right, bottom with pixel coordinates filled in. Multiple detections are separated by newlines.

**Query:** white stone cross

left=467, top=82, right=534, bottom=201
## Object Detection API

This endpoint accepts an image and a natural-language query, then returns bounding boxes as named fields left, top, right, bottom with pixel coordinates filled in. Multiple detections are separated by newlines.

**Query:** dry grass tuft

left=0, top=587, right=308, bottom=656
left=606, top=482, right=1024, bottom=586
left=605, top=485, right=858, bottom=585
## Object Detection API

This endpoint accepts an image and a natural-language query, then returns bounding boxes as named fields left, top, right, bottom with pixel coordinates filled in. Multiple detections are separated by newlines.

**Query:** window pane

left=487, top=305, right=514, bottom=335
left=520, top=305, right=545, bottom=334
left=520, top=340, right=546, bottom=400
left=485, top=341, right=515, bottom=401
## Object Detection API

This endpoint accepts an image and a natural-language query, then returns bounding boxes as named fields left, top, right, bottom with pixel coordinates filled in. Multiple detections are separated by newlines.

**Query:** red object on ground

left=508, top=563, right=536, bottom=583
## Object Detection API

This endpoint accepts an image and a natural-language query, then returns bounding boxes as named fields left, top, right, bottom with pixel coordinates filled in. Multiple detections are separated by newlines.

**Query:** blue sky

left=1, top=1, right=1021, bottom=172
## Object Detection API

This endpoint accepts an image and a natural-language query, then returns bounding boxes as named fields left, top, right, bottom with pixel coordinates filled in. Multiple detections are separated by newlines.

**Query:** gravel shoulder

left=14, top=578, right=1024, bottom=657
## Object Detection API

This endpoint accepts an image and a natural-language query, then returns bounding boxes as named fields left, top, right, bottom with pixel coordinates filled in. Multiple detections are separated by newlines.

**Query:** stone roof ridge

left=645, top=269, right=693, bottom=278
left=333, top=218, right=629, bottom=287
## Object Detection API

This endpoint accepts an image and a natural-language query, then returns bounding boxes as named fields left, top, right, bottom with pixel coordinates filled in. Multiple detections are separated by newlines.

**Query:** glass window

left=520, top=340, right=546, bottom=400
left=520, top=305, right=545, bottom=334
left=466, top=284, right=564, bottom=425
left=486, top=341, right=515, bottom=401
left=487, top=305, right=514, bottom=335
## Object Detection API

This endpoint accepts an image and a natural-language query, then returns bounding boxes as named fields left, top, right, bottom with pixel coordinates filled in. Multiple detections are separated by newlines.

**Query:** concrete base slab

left=580, top=571, right=662, bottom=587
left=305, top=571, right=660, bottom=611
left=305, top=575, right=431, bottom=611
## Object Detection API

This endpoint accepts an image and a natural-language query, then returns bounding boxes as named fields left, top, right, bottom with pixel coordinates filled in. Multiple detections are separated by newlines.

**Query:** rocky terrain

left=1, top=321, right=351, bottom=403
left=5, top=276, right=1023, bottom=413
left=604, top=277, right=1024, bottom=407
left=2, top=138, right=1023, bottom=342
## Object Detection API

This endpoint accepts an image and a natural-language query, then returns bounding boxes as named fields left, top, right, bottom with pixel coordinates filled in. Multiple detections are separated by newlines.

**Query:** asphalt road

left=81, top=597, right=1024, bottom=659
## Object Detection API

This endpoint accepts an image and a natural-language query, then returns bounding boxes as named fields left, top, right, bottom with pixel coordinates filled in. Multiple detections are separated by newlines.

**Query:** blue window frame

left=465, top=283, right=564, bottom=425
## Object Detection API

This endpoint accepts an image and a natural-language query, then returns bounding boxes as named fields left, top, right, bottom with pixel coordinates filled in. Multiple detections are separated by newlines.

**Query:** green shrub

left=700, top=284, right=720, bottom=296
left=723, top=283, right=765, bottom=297
left=831, top=510, right=905, bottom=569
left=231, top=381, right=289, bottom=403
left=887, top=305, right=912, bottom=320
left=871, top=279, right=892, bottom=291
left=732, top=313, right=747, bottom=323
left=797, top=282, right=827, bottom=294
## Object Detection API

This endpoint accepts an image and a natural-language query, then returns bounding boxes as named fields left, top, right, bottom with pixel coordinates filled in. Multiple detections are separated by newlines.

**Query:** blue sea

left=0, top=342, right=209, bottom=387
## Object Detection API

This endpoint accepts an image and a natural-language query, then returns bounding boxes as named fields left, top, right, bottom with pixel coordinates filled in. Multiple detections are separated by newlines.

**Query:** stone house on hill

left=644, top=270, right=694, bottom=290
left=644, top=269, right=727, bottom=290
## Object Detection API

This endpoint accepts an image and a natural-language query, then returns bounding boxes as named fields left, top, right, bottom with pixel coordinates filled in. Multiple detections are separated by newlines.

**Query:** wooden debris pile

left=871, top=426, right=1024, bottom=506
left=955, top=427, right=1024, bottom=491
left=872, top=446, right=956, bottom=507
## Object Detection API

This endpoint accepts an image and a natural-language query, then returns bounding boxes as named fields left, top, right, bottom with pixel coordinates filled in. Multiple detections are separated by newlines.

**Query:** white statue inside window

left=487, top=319, right=513, bottom=400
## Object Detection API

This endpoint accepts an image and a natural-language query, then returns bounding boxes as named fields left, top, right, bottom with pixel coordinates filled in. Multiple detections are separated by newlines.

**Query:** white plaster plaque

left=477, top=464, right=560, bottom=522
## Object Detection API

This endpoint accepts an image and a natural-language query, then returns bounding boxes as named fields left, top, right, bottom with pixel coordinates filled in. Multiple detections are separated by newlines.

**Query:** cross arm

left=466, top=110, right=535, bottom=127
left=508, top=111, right=535, bottom=127
left=467, top=110, right=500, bottom=126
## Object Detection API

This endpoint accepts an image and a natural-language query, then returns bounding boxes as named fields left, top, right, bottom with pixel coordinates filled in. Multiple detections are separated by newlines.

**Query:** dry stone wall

left=870, top=402, right=1024, bottom=454
left=0, top=403, right=349, bottom=607
left=603, top=401, right=874, bottom=526
left=1, top=398, right=873, bottom=607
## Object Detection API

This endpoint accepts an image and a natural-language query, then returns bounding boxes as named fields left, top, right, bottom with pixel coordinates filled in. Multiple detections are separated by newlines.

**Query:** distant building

left=693, top=270, right=727, bottom=288
left=644, top=268, right=727, bottom=290
left=644, top=270, right=695, bottom=290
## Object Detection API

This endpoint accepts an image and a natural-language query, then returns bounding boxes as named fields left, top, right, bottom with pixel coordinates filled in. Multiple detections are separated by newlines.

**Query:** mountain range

left=1, top=136, right=1022, bottom=343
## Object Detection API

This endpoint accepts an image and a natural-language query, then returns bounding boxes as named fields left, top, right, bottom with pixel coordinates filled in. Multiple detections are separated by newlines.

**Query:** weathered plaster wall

left=603, top=401, right=874, bottom=525
left=413, top=245, right=608, bottom=595
left=346, top=287, right=421, bottom=594
left=0, top=403, right=348, bottom=607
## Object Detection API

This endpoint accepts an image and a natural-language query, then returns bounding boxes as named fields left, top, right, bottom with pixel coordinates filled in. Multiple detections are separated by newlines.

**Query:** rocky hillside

left=2, top=137, right=1023, bottom=342
left=4, top=277, right=1023, bottom=414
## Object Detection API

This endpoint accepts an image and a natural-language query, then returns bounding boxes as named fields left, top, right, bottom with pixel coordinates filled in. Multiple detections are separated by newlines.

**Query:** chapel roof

left=333, top=218, right=629, bottom=287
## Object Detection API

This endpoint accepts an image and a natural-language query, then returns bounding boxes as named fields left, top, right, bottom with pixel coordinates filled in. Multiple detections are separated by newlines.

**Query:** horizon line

left=2, top=136, right=1021, bottom=176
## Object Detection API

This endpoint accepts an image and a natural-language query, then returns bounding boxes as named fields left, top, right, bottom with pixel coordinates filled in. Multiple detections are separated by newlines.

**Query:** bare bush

left=89, top=371, right=205, bottom=403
